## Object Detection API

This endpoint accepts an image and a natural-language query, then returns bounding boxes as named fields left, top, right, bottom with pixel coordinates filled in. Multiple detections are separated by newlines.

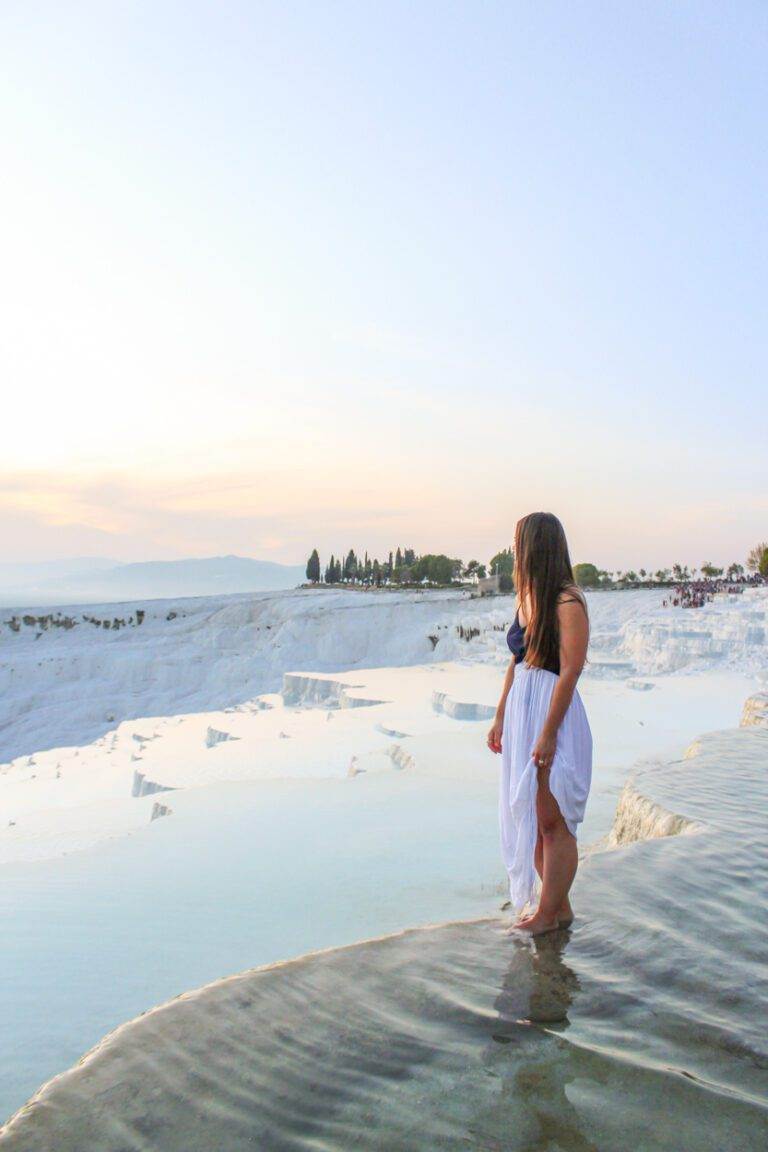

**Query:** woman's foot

left=515, top=899, right=574, bottom=930
left=557, top=898, right=574, bottom=928
left=511, top=911, right=561, bottom=936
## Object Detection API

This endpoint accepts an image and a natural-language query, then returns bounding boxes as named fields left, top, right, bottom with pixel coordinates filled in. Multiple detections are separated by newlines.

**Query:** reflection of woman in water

left=487, top=513, right=592, bottom=935
left=492, top=930, right=581, bottom=1035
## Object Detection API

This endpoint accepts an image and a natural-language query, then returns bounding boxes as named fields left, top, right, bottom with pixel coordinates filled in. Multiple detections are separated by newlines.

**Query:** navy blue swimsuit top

left=506, top=609, right=561, bottom=675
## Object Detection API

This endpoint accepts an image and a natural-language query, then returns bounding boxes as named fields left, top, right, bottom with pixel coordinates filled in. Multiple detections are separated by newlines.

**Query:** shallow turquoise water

left=2, top=725, right=766, bottom=1150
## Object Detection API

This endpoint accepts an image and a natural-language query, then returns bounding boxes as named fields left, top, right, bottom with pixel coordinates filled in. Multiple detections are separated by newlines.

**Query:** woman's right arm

left=487, top=657, right=515, bottom=753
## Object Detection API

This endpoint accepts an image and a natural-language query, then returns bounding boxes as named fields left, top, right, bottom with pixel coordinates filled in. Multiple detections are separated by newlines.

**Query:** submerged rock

left=625, top=678, right=654, bottom=691
left=386, top=743, right=415, bottom=771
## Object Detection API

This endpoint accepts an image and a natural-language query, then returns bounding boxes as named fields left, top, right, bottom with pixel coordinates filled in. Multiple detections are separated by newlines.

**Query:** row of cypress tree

left=305, top=546, right=515, bottom=589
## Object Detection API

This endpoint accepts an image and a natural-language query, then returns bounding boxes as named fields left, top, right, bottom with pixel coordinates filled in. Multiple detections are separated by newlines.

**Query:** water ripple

left=2, top=729, right=767, bottom=1150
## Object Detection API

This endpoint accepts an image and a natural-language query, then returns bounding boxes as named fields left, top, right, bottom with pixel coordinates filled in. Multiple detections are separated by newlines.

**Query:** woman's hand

left=487, top=714, right=504, bottom=754
left=532, top=727, right=557, bottom=771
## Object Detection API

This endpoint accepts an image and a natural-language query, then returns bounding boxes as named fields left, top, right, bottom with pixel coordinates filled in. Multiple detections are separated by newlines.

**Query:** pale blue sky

left=1, top=2, right=766, bottom=569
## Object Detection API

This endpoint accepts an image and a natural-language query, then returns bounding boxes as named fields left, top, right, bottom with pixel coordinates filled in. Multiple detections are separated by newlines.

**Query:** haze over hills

left=0, top=558, right=120, bottom=583
left=0, top=555, right=305, bottom=608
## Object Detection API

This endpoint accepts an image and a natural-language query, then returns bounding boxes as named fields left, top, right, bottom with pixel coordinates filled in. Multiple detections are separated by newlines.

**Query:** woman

left=487, top=512, right=592, bottom=936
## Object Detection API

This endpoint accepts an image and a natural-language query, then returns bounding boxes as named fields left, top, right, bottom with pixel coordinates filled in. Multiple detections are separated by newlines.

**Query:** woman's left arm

left=531, top=600, right=589, bottom=769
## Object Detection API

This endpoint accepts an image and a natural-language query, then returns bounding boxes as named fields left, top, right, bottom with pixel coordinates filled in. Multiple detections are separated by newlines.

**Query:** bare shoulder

left=557, top=585, right=588, bottom=620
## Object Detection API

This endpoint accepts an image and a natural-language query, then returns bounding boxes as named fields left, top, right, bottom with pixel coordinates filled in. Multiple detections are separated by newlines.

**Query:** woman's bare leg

left=534, top=831, right=543, bottom=882
left=515, top=832, right=543, bottom=922
left=516, top=850, right=573, bottom=924
left=516, top=831, right=574, bottom=924
left=514, top=769, right=577, bottom=935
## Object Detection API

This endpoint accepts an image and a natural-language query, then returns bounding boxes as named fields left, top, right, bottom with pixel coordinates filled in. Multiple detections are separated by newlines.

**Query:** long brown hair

left=514, top=512, right=585, bottom=670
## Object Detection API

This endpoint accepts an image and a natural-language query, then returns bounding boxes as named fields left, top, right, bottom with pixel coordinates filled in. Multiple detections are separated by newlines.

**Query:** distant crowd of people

left=663, top=573, right=766, bottom=609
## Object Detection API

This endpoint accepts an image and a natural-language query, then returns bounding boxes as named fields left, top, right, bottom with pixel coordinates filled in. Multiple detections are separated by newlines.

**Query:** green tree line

left=306, top=540, right=767, bottom=590
left=305, top=547, right=517, bottom=588
left=573, top=542, right=767, bottom=588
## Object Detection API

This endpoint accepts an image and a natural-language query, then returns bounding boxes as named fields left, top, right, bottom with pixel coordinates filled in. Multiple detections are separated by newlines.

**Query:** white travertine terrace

left=740, top=692, right=768, bottom=728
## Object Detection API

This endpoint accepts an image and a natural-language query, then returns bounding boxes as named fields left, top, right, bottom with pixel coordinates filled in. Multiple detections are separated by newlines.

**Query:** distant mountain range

left=0, top=555, right=305, bottom=607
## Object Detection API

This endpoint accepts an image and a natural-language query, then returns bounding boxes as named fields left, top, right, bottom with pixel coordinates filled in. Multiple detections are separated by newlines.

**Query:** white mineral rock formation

left=740, top=692, right=768, bottom=728
left=431, top=691, right=495, bottom=721
left=607, top=781, right=702, bottom=847
left=131, top=771, right=173, bottom=798
left=205, top=727, right=239, bottom=748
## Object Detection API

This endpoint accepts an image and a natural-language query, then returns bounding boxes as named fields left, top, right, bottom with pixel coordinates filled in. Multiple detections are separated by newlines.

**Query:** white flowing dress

left=499, top=662, right=593, bottom=913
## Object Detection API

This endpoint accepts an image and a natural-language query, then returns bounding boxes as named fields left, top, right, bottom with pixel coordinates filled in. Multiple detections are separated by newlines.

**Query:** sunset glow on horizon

left=2, top=2, right=766, bottom=571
